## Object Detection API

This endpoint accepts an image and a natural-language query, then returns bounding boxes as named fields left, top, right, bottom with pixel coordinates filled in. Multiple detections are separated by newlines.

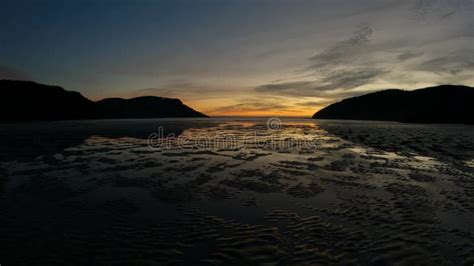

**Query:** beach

left=1, top=118, right=473, bottom=264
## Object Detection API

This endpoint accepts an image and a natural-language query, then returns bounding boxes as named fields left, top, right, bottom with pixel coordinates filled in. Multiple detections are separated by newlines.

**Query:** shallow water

left=1, top=118, right=474, bottom=265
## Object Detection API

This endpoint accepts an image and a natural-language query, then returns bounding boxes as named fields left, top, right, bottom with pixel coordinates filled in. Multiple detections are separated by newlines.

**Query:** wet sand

left=1, top=118, right=473, bottom=265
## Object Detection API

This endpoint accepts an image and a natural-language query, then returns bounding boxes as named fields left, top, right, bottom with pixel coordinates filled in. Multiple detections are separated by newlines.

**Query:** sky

left=1, top=0, right=473, bottom=117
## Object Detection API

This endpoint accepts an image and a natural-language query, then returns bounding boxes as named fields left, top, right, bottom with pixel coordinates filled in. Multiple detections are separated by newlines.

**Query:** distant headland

left=313, top=85, right=474, bottom=124
left=0, top=80, right=207, bottom=122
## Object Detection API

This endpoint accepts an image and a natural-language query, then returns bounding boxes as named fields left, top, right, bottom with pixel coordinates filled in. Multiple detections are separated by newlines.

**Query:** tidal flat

left=1, top=118, right=473, bottom=265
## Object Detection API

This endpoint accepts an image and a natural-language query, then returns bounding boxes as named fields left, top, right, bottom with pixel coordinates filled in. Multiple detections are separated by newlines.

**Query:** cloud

left=299, top=101, right=320, bottom=107
left=416, top=51, right=474, bottom=75
left=413, top=0, right=473, bottom=21
left=254, top=24, right=387, bottom=98
left=210, top=102, right=294, bottom=114
left=0, top=64, right=31, bottom=80
left=126, top=79, right=229, bottom=100
left=307, top=24, right=374, bottom=72
left=397, top=51, right=424, bottom=61
left=250, top=0, right=474, bottom=100
left=255, top=67, right=385, bottom=97
left=299, top=99, right=334, bottom=107
left=319, top=68, right=386, bottom=89
left=255, top=81, right=314, bottom=94
left=254, top=12, right=474, bottom=102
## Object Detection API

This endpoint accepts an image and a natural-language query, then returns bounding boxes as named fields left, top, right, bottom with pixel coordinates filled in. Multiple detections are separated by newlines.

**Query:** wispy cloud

left=126, top=79, right=229, bottom=101
left=397, top=51, right=424, bottom=61
left=254, top=24, right=387, bottom=98
left=413, top=0, right=473, bottom=21
left=318, top=68, right=386, bottom=90
left=299, top=99, right=334, bottom=107
left=255, top=68, right=385, bottom=98
left=416, top=50, right=474, bottom=75
left=307, top=24, right=374, bottom=72
left=253, top=6, right=474, bottom=103
left=212, top=102, right=288, bottom=112
left=255, top=81, right=314, bottom=95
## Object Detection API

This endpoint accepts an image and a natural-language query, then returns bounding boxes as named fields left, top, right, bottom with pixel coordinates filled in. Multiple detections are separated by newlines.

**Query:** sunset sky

left=1, top=0, right=473, bottom=117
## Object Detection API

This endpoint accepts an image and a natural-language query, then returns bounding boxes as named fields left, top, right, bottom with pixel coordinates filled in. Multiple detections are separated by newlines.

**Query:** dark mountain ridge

left=0, top=80, right=207, bottom=122
left=96, top=96, right=206, bottom=118
left=313, top=85, right=474, bottom=124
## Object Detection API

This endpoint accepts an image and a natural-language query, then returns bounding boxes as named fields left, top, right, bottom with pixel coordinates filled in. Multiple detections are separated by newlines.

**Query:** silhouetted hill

left=0, top=80, right=208, bottom=121
left=313, top=85, right=474, bottom=124
left=0, top=80, right=97, bottom=121
left=97, top=96, right=207, bottom=118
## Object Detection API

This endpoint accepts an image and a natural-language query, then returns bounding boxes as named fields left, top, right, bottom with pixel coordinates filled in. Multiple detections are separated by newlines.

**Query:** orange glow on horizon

left=181, top=96, right=326, bottom=118
left=87, top=92, right=325, bottom=118
left=205, top=109, right=317, bottom=118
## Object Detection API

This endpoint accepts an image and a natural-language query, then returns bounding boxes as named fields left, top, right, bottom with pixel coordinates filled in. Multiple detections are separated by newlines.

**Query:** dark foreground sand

left=0, top=118, right=473, bottom=265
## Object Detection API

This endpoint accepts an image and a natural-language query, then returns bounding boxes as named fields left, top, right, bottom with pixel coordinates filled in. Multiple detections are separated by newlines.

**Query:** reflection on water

left=319, top=120, right=474, bottom=162
left=1, top=118, right=474, bottom=264
left=0, top=118, right=217, bottom=161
